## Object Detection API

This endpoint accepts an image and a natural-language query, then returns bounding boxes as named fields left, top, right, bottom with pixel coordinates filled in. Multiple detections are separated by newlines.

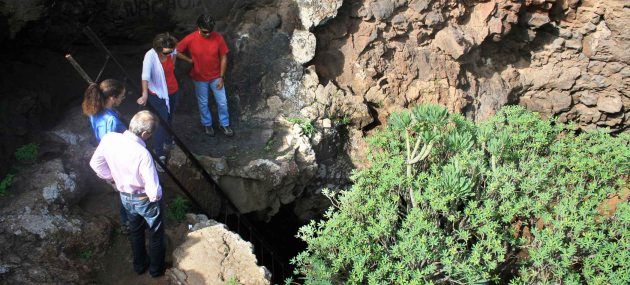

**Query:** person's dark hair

left=82, top=79, right=125, bottom=116
left=152, top=32, right=178, bottom=53
left=197, top=14, right=215, bottom=31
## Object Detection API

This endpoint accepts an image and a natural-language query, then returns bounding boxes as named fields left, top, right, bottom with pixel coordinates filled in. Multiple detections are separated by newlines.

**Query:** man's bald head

left=129, top=110, right=158, bottom=138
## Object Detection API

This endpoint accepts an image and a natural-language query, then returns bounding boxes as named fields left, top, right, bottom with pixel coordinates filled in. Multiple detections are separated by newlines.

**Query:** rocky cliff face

left=0, top=109, right=114, bottom=284
left=303, top=0, right=629, bottom=132
left=192, top=0, right=629, bottom=221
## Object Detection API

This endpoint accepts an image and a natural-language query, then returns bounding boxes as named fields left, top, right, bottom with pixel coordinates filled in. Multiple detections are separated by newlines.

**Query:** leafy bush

left=167, top=195, right=190, bottom=222
left=0, top=174, right=14, bottom=197
left=292, top=105, right=629, bottom=284
left=288, top=117, right=316, bottom=136
left=15, top=143, right=38, bottom=162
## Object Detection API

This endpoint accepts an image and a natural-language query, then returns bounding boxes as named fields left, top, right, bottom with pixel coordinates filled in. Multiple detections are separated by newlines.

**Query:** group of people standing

left=81, top=14, right=231, bottom=278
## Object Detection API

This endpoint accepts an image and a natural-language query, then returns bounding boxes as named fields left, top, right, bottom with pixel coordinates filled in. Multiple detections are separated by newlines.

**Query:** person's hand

left=137, top=93, right=148, bottom=106
left=216, top=77, right=224, bottom=90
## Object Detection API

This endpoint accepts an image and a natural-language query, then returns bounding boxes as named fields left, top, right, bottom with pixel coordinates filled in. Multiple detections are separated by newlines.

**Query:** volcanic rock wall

left=301, top=0, right=629, bottom=132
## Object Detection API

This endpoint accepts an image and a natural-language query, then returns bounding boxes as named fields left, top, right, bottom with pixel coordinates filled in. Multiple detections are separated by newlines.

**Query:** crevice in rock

left=362, top=101, right=382, bottom=133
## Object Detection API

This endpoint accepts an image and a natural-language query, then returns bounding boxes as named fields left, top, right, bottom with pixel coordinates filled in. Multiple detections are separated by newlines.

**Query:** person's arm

left=138, top=53, right=151, bottom=106
left=176, top=36, right=193, bottom=64
left=138, top=80, right=149, bottom=105
left=140, top=152, right=162, bottom=202
left=90, top=141, right=113, bottom=182
left=216, top=35, right=230, bottom=90
left=216, top=54, right=228, bottom=90
left=176, top=52, right=193, bottom=64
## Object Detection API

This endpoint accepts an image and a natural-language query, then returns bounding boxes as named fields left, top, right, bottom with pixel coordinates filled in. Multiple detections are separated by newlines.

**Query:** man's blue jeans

left=120, top=194, right=165, bottom=277
left=193, top=78, right=230, bottom=127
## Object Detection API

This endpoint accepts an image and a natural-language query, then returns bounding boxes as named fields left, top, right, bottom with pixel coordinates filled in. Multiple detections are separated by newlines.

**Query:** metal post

left=94, top=55, right=110, bottom=83
left=65, top=54, right=94, bottom=84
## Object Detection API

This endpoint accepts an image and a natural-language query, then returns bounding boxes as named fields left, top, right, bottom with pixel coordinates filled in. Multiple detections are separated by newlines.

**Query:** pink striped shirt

left=89, top=131, right=162, bottom=201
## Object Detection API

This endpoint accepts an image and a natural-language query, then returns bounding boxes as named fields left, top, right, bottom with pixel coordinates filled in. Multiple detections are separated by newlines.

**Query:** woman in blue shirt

left=82, top=79, right=127, bottom=142
left=82, top=79, right=130, bottom=234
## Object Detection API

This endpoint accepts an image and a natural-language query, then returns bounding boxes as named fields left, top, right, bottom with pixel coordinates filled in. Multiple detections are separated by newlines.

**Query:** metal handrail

left=71, top=26, right=290, bottom=282
left=65, top=54, right=216, bottom=223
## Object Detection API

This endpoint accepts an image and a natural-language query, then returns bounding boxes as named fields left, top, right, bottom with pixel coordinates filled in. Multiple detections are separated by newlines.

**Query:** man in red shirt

left=177, top=14, right=233, bottom=137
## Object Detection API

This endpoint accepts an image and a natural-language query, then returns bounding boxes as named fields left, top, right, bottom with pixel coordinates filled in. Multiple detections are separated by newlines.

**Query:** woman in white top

left=137, top=33, right=180, bottom=163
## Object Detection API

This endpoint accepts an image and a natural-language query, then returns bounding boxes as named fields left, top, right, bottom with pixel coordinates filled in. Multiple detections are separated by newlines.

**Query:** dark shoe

left=204, top=126, right=215, bottom=137
left=150, top=270, right=165, bottom=278
left=135, top=261, right=149, bottom=275
left=220, top=126, right=234, bottom=137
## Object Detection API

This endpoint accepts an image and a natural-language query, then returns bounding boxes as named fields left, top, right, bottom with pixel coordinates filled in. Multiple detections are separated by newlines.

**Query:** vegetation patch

left=225, top=276, right=241, bottom=285
left=167, top=195, right=190, bottom=222
left=15, top=143, right=38, bottom=162
left=0, top=143, right=39, bottom=197
left=79, top=250, right=93, bottom=260
left=292, top=105, right=629, bottom=284
left=288, top=117, right=315, bottom=137
left=0, top=174, right=14, bottom=197
left=264, top=132, right=276, bottom=153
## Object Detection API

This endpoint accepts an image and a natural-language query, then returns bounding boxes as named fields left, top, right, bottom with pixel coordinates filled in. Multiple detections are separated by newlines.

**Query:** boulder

left=169, top=215, right=271, bottom=285
left=579, top=92, right=598, bottom=106
left=433, top=26, right=472, bottom=59
left=550, top=91, right=573, bottom=114
left=295, top=0, right=343, bottom=30
left=597, top=93, right=623, bottom=113
left=290, top=30, right=317, bottom=64
left=523, top=11, right=550, bottom=28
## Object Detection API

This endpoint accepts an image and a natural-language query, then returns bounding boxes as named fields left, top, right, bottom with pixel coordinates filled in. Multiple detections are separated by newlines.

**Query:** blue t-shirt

left=89, top=108, right=126, bottom=143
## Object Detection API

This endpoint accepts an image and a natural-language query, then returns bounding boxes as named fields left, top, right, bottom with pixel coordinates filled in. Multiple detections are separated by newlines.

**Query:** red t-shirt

left=176, top=30, right=229, bottom=81
left=161, top=55, right=178, bottom=94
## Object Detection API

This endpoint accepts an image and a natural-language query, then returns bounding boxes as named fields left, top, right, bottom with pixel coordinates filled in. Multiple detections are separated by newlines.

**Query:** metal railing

left=67, top=26, right=290, bottom=283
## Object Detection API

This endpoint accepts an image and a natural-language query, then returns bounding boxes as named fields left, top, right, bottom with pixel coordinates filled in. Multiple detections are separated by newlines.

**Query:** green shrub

left=0, top=174, right=14, bottom=197
left=167, top=195, right=190, bottom=222
left=79, top=250, right=93, bottom=260
left=288, top=117, right=316, bottom=136
left=292, top=105, right=629, bottom=284
left=15, top=143, right=38, bottom=162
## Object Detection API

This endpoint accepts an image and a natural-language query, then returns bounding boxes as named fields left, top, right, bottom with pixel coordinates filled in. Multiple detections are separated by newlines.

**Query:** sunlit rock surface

left=168, top=214, right=271, bottom=285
